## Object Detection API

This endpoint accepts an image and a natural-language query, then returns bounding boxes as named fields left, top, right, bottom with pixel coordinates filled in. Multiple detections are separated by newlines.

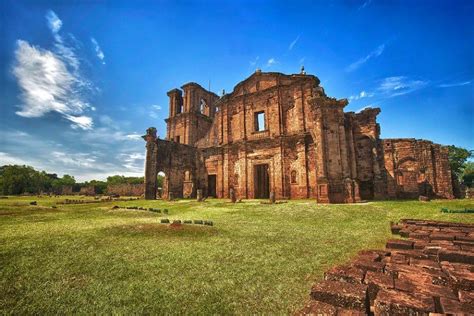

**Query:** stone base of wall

left=297, top=219, right=474, bottom=315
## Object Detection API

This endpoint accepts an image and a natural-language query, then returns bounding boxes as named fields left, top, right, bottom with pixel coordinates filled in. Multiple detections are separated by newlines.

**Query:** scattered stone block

left=386, top=239, right=413, bottom=250
left=193, top=220, right=203, bottom=225
left=324, top=265, right=365, bottom=284
left=160, top=219, right=170, bottom=223
left=363, top=271, right=394, bottom=305
left=439, top=249, right=474, bottom=264
left=310, top=280, right=368, bottom=312
left=30, top=201, right=37, bottom=205
left=374, top=289, right=434, bottom=315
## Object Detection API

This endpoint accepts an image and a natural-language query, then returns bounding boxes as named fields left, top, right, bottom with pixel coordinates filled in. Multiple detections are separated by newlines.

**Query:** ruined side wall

left=345, top=108, right=386, bottom=200
left=383, top=139, right=453, bottom=199
left=107, top=184, right=144, bottom=196
left=143, top=128, right=201, bottom=199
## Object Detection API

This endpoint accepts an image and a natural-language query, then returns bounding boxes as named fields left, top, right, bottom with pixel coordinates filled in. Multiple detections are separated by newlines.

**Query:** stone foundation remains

left=297, top=219, right=474, bottom=315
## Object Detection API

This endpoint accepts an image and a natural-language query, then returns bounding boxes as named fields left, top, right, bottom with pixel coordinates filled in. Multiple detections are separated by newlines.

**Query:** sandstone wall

left=383, top=138, right=453, bottom=199
left=107, top=184, right=144, bottom=196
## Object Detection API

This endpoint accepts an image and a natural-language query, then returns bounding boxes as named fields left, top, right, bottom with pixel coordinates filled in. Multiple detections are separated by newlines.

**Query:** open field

left=1, top=196, right=473, bottom=314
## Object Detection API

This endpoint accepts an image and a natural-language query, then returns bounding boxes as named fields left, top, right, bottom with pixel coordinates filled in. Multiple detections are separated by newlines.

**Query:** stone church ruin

left=143, top=70, right=454, bottom=203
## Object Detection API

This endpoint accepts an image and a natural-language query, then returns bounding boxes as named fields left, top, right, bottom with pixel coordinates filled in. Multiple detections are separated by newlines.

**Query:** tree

left=447, top=145, right=473, bottom=181
left=462, top=161, right=474, bottom=188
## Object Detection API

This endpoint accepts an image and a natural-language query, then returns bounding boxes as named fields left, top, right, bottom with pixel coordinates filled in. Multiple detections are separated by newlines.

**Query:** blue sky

left=1, top=0, right=473, bottom=181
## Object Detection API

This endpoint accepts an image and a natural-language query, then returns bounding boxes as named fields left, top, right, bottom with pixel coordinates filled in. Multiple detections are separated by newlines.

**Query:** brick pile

left=297, top=219, right=474, bottom=315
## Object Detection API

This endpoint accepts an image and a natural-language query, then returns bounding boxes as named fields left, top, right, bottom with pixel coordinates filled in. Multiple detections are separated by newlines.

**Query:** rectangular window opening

left=254, top=111, right=265, bottom=132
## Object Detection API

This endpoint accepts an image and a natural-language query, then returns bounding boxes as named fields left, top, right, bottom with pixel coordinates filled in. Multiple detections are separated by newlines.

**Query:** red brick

left=438, top=249, right=474, bottom=264
left=310, top=281, right=368, bottom=312
left=386, top=239, right=413, bottom=250
left=324, top=265, right=365, bottom=284
left=373, top=289, right=435, bottom=315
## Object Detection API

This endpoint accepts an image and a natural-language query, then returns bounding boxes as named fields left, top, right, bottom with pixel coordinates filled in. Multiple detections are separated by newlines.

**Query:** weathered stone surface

left=324, top=265, right=365, bottom=284
left=373, top=289, right=434, bottom=315
left=143, top=71, right=454, bottom=202
left=107, top=183, right=144, bottom=196
left=386, top=239, right=414, bottom=250
left=310, top=281, right=368, bottom=311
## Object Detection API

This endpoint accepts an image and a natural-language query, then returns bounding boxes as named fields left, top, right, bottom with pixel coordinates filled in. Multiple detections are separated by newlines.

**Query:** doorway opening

left=207, top=175, right=217, bottom=197
left=254, top=164, right=270, bottom=198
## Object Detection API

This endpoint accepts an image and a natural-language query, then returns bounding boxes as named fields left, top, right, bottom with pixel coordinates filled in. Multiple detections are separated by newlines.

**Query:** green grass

left=1, top=196, right=473, bottom=314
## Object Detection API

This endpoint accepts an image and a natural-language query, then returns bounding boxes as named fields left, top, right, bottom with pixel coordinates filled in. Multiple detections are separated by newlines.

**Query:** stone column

left=197, top=189, right=203, bottom=202
left=143, top=127, right=158, bottom=200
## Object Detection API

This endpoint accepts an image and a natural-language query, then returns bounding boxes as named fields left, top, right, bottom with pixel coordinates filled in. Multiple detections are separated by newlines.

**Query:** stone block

left=386, top=239, right=414, bottom=250
left=324, top=265, right=365, bottom=284
left=310, top=280, right=368, bottom=312
left=373, top=289, right=434, bottom=315
left=363, top=271, right=393, bottom=306
left=438, top=249, right=474, bottom=264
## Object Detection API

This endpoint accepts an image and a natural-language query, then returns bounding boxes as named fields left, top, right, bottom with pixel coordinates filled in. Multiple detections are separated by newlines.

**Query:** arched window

left=200, top=98, right=207, bottom=114
left=291, top=170, right=297, bottom=184
left=184, top=170, right=191, bottom=181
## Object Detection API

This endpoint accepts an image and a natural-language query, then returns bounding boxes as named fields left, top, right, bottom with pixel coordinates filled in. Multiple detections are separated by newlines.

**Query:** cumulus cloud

left=12, top=10, right=94, bottom=130
left=288, top=35, right=300, bottom=50
left=91, top=37, right=105, bottom=64
left=377, top=76, right=428, bottom=97
left=346, top=44, right=385, bottom=72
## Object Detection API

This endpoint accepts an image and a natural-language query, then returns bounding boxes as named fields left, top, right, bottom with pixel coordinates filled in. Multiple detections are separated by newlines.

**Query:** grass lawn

left=1, top=196, right=473, bottom=314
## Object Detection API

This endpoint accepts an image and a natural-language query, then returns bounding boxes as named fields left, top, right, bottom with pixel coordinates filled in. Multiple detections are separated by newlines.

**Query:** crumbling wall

left=107, top=184, right=144, bottom=196
left=143, top=127, right=201, bottom=199
left=80, top=186, right=95, bottom=196
left=383, top=139, right=453, bottom=199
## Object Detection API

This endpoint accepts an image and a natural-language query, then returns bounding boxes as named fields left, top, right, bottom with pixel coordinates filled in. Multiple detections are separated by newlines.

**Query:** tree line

left=0, top=165, right=146, bottom=195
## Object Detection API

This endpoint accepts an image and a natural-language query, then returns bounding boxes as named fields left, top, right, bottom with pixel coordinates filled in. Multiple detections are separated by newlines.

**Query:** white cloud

left=149, top=104, right=162, bottom=118
left=51, top=151, right=96, bottom=168
left=288, top=35, right=300, bottom=50
left=12, top=10, right=95, bottom=130
left=377, top=76, right=428, bottom=97
left=120, top=152, right=145, bottom=172
left=125, top=134, right=143, bottom=140
left=349, top=90, right=374, bottom=101
left=266, top=58, right=278, bottom=67
left=346, top=44, right=385, bottom=72
left=438, top=81, right=471, bottom=88
left=0, top=152, right=28, bottom=166
left=91, top=37, right=105, bottom=64
left=46, top=10, right=62, bottom=33
left=12, top=40, right=93, bottom=129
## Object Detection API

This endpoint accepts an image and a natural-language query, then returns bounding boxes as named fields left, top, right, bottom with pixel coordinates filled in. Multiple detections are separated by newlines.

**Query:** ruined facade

left=143, top=71, right=454, bottom=203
